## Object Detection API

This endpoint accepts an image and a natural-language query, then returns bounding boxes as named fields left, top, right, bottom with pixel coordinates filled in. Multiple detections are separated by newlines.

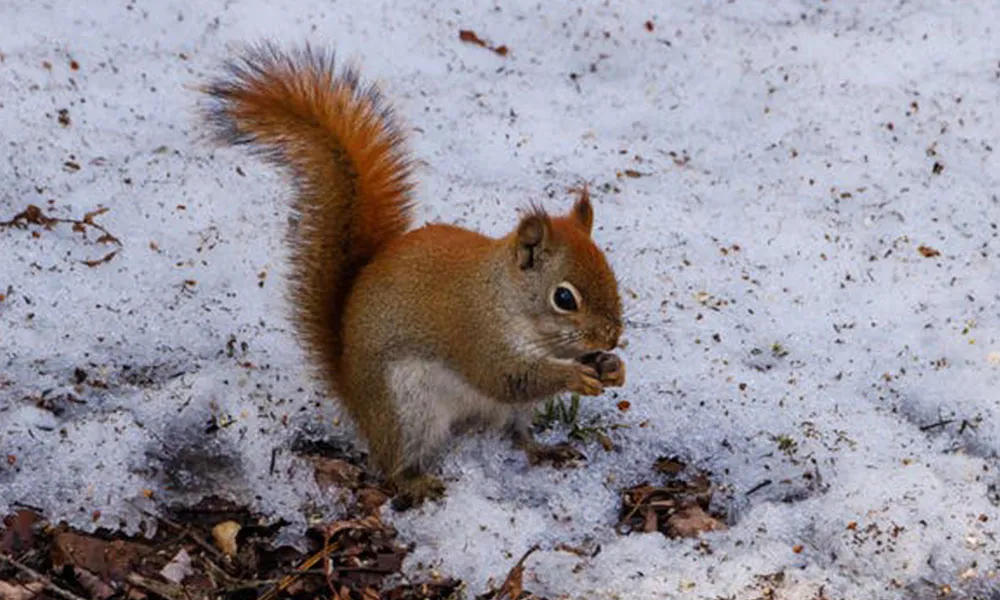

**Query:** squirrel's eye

left=551, top=283, right=580, bottom=313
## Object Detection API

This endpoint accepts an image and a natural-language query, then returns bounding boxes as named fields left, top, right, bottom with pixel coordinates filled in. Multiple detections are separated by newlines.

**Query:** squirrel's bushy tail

left=203, top=43, right=414, bottom=392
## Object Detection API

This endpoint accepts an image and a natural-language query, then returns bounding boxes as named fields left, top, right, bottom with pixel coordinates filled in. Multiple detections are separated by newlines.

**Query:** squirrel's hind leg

left=341, top=359, right=447, bottom=509
left=507, top=407, right=586, bottom=467
left=380, top=357, right=463, bottom=508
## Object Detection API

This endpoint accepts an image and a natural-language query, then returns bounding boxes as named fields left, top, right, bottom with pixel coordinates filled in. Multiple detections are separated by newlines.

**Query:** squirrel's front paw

left=391, top=473, right=445, bottom=511
left=566, top=362, right=604, bottom=396
left=525, top=442, right=586, bottom=468
left=581, top=351, right=626, bottom=388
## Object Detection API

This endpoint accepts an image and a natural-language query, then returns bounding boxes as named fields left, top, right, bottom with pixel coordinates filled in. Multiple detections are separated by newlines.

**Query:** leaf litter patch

left=0, top=441, right=554, bottom=600
left=617, top=456, right=728, bottom=539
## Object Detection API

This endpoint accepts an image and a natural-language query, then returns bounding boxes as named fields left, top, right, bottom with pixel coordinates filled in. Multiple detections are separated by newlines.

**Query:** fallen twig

left=920, top=419, right=954, bottom=432
left=746, top=479, right=773, bottom=496
left=259, top=540, right=342, bottom=600
left=0, top=204, right=123, bottom=267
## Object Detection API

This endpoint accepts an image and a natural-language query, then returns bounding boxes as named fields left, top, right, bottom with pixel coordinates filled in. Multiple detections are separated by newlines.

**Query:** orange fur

left=203, top=44, right=413, bottom=394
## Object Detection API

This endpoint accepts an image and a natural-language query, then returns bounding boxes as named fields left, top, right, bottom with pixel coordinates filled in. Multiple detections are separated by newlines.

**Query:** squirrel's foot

left=523, top=441, right=586, bottom=468
left=390, top=473, right=445, bottom=511
left=579, top=351, right=626, bottom=388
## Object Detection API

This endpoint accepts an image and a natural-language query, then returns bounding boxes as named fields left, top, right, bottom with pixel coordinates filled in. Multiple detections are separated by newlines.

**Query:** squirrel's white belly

left=387, top=357, right=513, bottom=469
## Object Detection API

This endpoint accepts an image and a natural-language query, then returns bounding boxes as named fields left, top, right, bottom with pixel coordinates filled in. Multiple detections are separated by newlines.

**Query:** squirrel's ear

left=571, top=186, right=594, bottom=236
left=515, top=210, right=551, bottom=270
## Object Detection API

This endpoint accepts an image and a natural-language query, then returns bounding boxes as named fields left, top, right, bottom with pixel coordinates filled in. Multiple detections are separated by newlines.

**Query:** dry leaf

left=74, top=567, right=115, bottom=599
left=0, top=580, right=44, bottom=600
left=1, top=509, right=41, bottom=553
left=159, top=548, right=193, bottom=584
left=356, top=487, right=390, bottom=514
left=917, top=245, right=941, bottom=258
left=312, top=457, right=362, bottom=489
left=51, top=532, right=152, bottom=582
left=493, top=545, right=539, bottom=600
left=212, top=521, right=241, bottom=557
left=653, top=457, right=686, bottom=475
left=666, top=505, right=726, bottom=538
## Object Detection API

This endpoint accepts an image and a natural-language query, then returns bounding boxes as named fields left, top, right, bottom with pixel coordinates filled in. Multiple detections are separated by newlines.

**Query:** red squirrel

left=202, top=44, right=625, bottom=506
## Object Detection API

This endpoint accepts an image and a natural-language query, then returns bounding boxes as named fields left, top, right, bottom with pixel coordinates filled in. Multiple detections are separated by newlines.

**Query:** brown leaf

left=1, top=509, right=41, bottom=554
left=666, top=505, right=726, bottom=538
left=74, top=567, right=115, bottom=600
left=653, top=456, right=686, bottom=475
left=51, top=532, right=152, bottom=582
left=493, top=545, right=539, bottom=600
left=355, top=486, right=390, bottom=514
left=312, top=457, right=362, bottom=489
left=0, top=580, right=44, bottom=600
left=917, top=245, right=941, bottom=258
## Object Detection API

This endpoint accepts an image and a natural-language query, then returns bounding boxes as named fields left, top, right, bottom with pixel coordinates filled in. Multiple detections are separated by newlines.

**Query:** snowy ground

left=2, top=0, right=999, bottom=598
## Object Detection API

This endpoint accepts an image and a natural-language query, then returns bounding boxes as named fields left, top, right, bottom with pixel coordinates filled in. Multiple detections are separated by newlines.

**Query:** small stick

left=217, top=579, right=282, bottom=593
left=0, top=552, right=88, bottom=600
left=746, top=479, right=773, bottom=496
left=259, top=541, right=342, bottom=600
left=920, top=419, right=954, bottom=432
left=127, top=501, right=228, bottom=563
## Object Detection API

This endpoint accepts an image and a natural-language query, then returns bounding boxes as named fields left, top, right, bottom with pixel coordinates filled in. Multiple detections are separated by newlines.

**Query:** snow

left=2, top=0, right=999, bottom=598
